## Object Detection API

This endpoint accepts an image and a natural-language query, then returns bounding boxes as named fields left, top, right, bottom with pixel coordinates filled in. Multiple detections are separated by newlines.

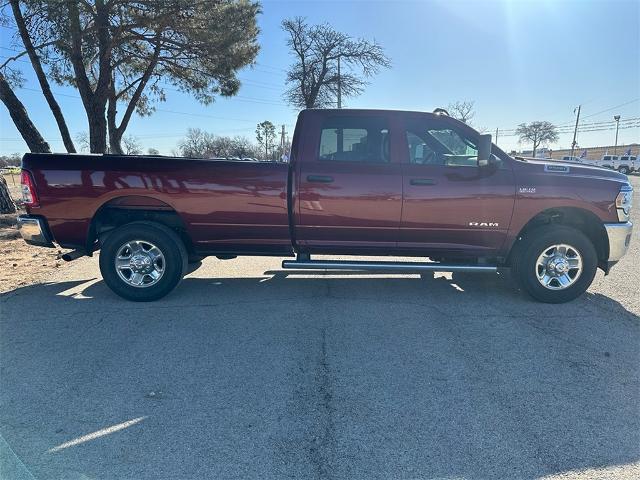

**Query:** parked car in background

left=561, top=156, right=584, bottom=163
left=617, top=155, right=637, bottom=175
left=17, top=108, right=634, bottom=304
left=601, top=155, right=619, bottom=170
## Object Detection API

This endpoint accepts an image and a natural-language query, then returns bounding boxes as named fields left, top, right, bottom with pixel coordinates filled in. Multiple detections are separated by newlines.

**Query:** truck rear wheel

left=512, top=225, right=597, bottom=303
left=99, top=222, right=187, bottom=301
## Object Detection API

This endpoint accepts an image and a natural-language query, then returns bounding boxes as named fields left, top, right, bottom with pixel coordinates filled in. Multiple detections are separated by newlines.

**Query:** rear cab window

left=318, top=116, right=390, bottom=163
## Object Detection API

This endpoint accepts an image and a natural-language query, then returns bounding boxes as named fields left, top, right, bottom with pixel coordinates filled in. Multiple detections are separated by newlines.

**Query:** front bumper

left=17, top=215, right=54, bottom=247
left=604, top=222, right=633, bottom=262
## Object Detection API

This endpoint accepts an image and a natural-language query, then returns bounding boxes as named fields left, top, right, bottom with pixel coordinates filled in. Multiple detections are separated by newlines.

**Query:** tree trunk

left=10, top=0, right=76, bottom=153
left=0, top=73, right=51, bottom=154
left=108, top=130, right=124, bottom=155
left=66, top=1, right=109, bottom=154
left=107, top=90, right=124, bottom=154
left=88, top=101, right=108, bottom=153
left=0, top=175, right=16, bottom=214
left=109, top=130, right=123, bottom=154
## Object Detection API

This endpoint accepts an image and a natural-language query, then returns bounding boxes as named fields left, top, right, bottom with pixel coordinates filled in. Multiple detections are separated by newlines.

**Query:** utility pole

left=613, top=115, right=621, bottom=154
left=337, top=56, right=342, bottom=109
left=495, top=127, right=499, bottom=147
left=279, top=125, right=288, bottom=161
left=570, top=105, right=581, bottom=159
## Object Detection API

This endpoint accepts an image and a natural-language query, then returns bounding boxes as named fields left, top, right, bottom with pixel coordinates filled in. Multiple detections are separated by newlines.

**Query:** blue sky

left=1, top=0, right=638, bottom=156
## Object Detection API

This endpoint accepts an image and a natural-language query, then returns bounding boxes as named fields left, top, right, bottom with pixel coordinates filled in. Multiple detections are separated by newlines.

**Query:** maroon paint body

left=22, top=109, right=627, bottom=260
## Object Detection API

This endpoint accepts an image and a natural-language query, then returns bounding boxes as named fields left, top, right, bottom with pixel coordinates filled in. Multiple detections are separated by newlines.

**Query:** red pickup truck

left=18, top=109, right=634, bottom=303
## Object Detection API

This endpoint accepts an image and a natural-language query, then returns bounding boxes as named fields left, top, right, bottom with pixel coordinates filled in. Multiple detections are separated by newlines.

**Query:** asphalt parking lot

left=1, top=176, right=639, bottom=480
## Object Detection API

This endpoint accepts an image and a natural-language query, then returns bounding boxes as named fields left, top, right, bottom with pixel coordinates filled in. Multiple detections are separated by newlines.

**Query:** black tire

left=619, top=166, right=629, bottom=175
left=188, top=254, right=204, bottom=264
left=512, top=225, right=597, bottom=303
left=99, top=221, right=187, bottom=301
left=186, top=260, right=202, bottom=275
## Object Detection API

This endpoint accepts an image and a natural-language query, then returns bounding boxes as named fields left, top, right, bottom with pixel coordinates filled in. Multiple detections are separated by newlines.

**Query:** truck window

left=318, top=116, right=389, bottom=163
left=406, top=124, right=478, bottom=167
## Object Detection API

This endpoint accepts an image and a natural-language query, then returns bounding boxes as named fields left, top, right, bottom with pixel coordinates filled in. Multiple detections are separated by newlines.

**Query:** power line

left=14, top=85, right=288, bottom=111
left=0, top=124, right=297, bottom=142
left=499, top=116, right=640, bottom=133
left=0, top=53, right=285, bottom=90
left=499, top=123, right=639, bottom=137
left=582, top=99, right=640, bottom=119
left=497, top=99, right=640, bottom=131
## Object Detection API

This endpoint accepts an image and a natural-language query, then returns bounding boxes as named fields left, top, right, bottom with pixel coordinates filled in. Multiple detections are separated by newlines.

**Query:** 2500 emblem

left=469, top=222, right=499, bottom=227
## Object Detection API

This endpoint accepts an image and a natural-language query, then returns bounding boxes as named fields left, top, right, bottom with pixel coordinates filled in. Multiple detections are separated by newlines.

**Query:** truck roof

left=300, top=108, right=458, bottom=120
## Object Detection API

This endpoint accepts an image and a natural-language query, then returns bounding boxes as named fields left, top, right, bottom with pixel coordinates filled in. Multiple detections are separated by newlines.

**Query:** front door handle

left=410, top=178, right=436, bottom=186
left=307, top=175, right=334, bottom=183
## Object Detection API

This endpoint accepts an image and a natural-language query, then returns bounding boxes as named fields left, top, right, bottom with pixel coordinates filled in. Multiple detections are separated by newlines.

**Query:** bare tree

left=229, top=136, right=260, bottom=159
left=178, top=128, right=215, bottom=158
left=448, top=100, right=475, bottom=124
left=75, top=132, right=90, bottom=153
left=256, top=121, right=276, bottom=159
left=122, top=135, right=142, bottom=155
left=516, top=121, right=559, bottom=158
left=177, top=128, right=260, bottom=159
left=282, top=17, right=390, bottom=109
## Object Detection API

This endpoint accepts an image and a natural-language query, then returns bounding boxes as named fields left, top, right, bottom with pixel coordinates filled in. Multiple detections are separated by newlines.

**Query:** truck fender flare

left=505, top=206, right=609, bottom=267
left=86, top=195, right=188, bottom=253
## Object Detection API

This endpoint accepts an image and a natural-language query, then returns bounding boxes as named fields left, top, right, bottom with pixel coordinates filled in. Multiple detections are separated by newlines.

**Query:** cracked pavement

left=1, top=177, right=639, bottom=480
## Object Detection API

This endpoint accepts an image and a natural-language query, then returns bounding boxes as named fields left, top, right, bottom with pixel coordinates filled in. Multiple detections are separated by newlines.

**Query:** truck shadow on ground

left=1, top=272, right=639, bottom=479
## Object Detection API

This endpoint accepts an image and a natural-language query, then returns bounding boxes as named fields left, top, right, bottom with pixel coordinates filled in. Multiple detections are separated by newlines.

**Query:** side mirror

left=477, top=134, right=493, bottom=166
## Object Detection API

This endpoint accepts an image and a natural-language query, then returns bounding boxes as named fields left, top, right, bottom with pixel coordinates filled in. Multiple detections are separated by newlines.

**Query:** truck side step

left=281, top=259, right=497, bottom=273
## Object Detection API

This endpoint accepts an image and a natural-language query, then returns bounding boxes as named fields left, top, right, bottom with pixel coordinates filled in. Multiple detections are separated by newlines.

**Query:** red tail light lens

left=20, top=170, right=39, bottom=207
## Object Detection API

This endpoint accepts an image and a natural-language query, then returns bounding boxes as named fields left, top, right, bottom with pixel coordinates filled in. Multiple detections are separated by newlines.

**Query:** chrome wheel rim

left=535, top=243, right=583, bottom=290
left=115, top=240, right=165, bottom=288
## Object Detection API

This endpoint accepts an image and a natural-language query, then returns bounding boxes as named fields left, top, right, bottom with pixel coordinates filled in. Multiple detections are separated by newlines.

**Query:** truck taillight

left=20, top=170, right=39, bottom=207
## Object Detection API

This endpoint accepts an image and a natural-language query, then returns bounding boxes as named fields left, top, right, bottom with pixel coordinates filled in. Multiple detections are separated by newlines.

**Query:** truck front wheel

left=99, top=222, right=187, bottom=302
left=512, top=225, right=597, bottom=303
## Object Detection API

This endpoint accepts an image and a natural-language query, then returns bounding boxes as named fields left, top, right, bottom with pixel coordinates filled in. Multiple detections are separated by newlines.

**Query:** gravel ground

left=0, top=212, right=66, bottom=293
left=1, top=176, right=638, bottom=480
left=1, top=174, right=67, bottom=293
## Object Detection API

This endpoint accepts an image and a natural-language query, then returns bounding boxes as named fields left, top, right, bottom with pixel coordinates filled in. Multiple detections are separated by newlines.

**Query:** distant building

left=549, top=143, right=638, bottom=160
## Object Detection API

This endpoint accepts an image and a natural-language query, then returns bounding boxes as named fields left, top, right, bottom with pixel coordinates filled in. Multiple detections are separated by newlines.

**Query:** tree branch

left=10, top=0, right=76, bottom=152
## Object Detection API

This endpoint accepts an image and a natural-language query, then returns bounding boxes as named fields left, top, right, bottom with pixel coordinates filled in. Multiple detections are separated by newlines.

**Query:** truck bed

left=22, top=153, right=292, bottom=254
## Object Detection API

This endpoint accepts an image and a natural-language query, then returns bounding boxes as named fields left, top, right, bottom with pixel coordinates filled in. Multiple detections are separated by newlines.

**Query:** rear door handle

left=410, top=178, right=436, bottom=186
left=307, top=175, right=334, bottom=183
